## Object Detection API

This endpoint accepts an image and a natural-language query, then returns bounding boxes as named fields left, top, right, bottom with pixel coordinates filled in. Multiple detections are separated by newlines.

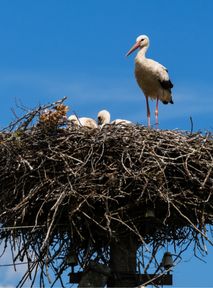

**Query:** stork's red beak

left=126, top=41, right=140, bottom=57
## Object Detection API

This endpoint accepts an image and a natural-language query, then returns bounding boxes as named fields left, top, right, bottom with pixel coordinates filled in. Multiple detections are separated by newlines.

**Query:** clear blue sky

left=0, top=0, right=212, bottom=287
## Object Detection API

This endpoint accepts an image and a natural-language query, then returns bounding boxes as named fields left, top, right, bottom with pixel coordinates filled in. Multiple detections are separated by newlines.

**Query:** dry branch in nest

left=0, top=98, right=212, bottom=287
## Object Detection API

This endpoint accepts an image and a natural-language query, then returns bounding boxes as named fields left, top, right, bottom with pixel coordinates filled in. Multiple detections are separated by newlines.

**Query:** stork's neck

left=136, top=46, right=148, bottom=61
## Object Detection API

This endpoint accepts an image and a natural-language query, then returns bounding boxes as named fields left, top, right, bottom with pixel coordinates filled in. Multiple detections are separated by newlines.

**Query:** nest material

left=0, top=99, right=212, bottom=286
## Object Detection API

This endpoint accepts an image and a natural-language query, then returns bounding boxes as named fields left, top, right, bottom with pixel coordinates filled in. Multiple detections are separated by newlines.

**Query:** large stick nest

left=0, top=98, right=212, bottom=286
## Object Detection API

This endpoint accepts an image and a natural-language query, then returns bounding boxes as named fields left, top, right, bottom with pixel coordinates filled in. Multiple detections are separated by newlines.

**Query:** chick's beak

left=97, top=117, right=102, bottom=125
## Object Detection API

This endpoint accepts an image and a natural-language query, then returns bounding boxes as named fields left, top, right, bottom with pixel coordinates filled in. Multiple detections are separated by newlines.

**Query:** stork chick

left=97, top=110, right=111, bottom=127
left=111, top=119, right=132, bottom=125
left=126, top=35, right=173, bottom=127
left=97, top=110, right=132, bottom=126
left=68, top=115, right=98, bottom=129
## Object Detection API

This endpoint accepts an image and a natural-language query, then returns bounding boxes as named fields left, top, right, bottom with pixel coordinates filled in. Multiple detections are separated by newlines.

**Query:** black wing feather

left=160, top=79, right=174, bottom=90
left=159, top=79, right=174, bottom=104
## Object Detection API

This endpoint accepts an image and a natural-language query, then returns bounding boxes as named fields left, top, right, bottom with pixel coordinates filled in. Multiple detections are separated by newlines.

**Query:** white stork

left=126, top=35, right=173, bottom=127
left=111, top=119, right=132, bottom=125
left=97, top=110, right=132, bottom=126
left=68, top=115, right=98, bottom=129
left=97, top=110, right=110, bottom=126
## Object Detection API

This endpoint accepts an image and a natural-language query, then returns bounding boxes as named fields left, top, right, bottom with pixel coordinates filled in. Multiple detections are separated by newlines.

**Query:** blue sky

left=0, top=0, right=212, bottom=286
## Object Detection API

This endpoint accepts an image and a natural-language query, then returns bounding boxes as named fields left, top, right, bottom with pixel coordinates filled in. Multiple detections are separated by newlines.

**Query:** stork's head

left=97, top=109, right=110, bottom=126
left=126, top=35, right=149, bottom=56
left=68, top=114, right=79, bottom=126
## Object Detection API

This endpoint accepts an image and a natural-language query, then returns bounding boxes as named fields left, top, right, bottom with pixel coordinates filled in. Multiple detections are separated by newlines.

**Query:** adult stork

left=126, top=35, right=173, bottom=127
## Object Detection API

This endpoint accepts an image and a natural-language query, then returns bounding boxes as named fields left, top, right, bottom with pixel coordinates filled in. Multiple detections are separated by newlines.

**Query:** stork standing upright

left=126, top=35, right=174, bottom=127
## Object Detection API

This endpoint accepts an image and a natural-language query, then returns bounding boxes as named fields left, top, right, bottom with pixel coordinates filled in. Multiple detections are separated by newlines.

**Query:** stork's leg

left=155, top=97, right=159, bottom=128
left=145, top=95, right=151, bottom=127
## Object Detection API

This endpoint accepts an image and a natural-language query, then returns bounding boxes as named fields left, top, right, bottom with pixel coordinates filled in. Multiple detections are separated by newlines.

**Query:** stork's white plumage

left=97, top=110, right=110, bottom=126
left=68, top=115, right=98, bottom=129
left=111, top=119, right=132, bottom=125
left=97, top=110, right=132, bottom=126
left=126, top=35, right=173, bottom=127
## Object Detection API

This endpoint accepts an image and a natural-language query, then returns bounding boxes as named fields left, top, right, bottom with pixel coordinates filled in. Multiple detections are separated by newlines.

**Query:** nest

left=0, top=98, right=212, bottom=287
